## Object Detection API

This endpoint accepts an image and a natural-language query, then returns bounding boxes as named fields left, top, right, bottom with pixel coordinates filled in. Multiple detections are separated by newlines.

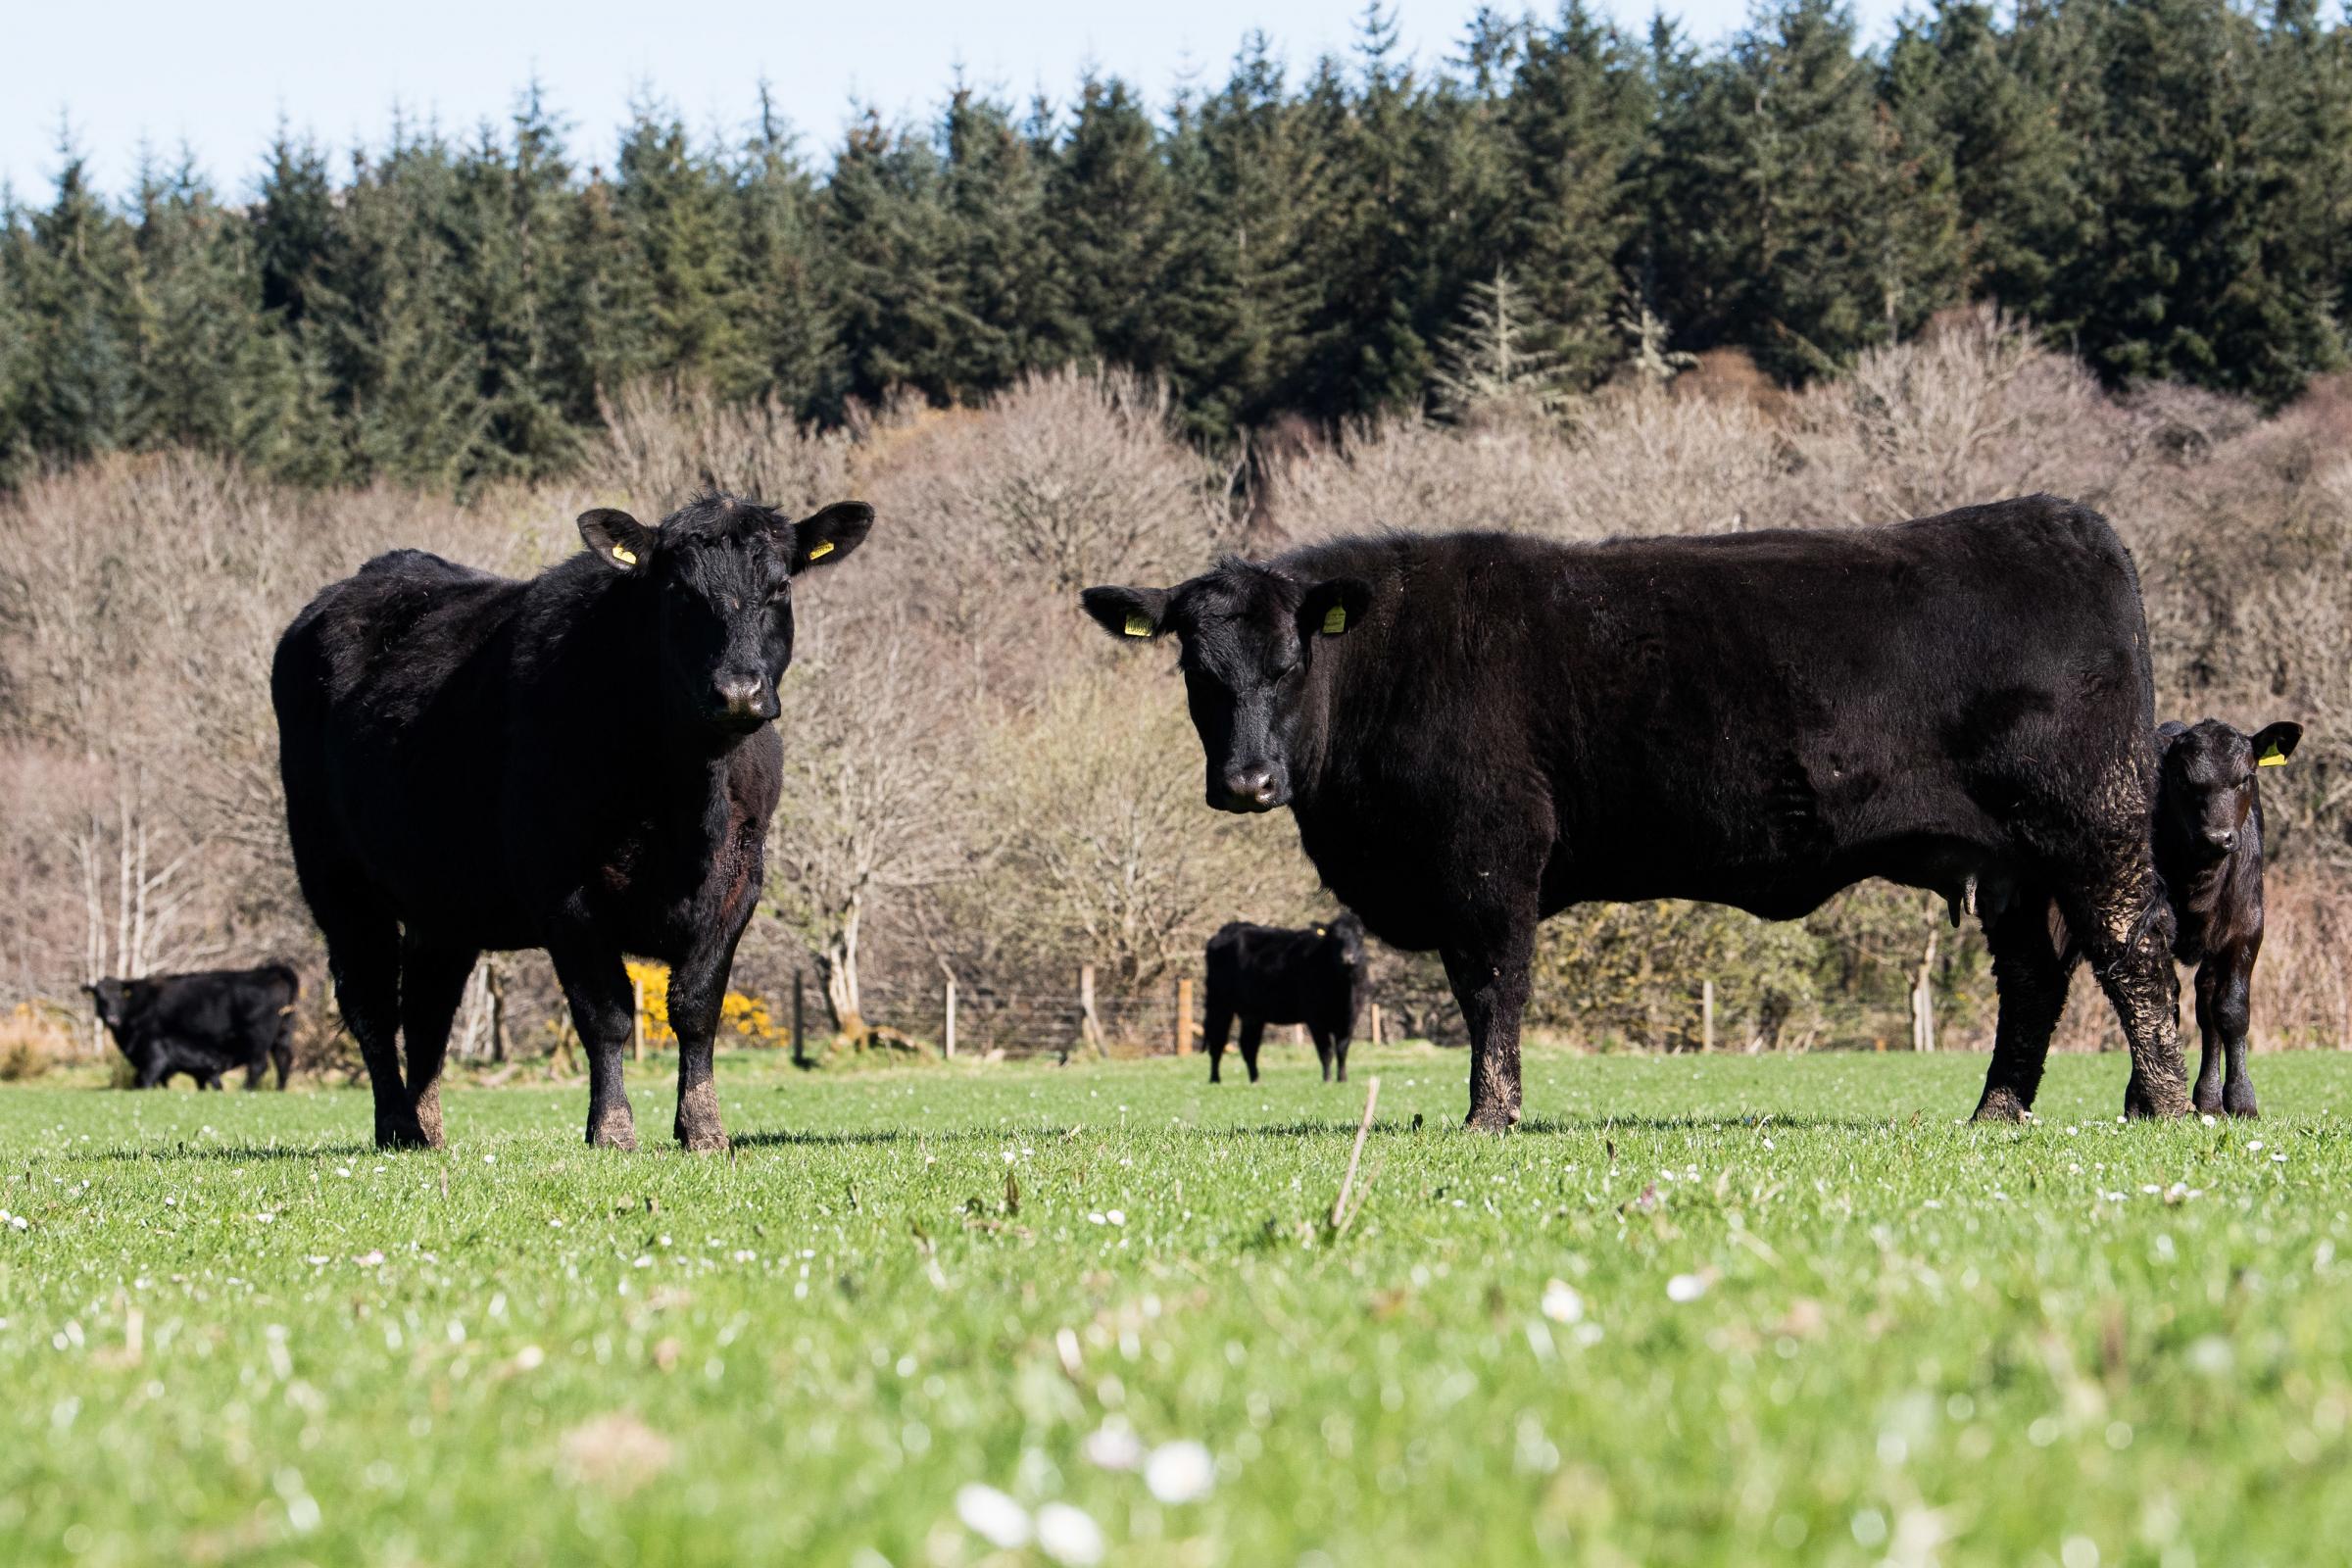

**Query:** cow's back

left=1292, top=496, right=2155, bottom=942
left=273, top=551, right=535, bottom=934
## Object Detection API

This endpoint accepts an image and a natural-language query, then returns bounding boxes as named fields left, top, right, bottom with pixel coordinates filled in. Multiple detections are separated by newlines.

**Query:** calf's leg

left=1238, top=1018, right=1264, bottom=1084
left=1310, top=1025, right=1334, bottom=1083
left=665, top=939, right=753, bottom=1153
left=2191, top=961, right=2227, bottom=1116
left=399, top=939, right=479, bottom=1149
left=1204, top=1006, right=1232, bottom=1084
left=2210, top=947, right=2260, bottom=1119
left=1972, top=895, right=2077, bottom=1122
left=551, top=935, right=639, bottom=1151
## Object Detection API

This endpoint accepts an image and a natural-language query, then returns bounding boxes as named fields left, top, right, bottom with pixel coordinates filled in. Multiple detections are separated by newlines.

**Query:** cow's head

left=1082, top=559, right=1370, bottom=812
left=2157, top=717, right=2301, bottom=858
left=82, top=979, right=132, bottom=1036
left=579, top=495, right=873, bottom=735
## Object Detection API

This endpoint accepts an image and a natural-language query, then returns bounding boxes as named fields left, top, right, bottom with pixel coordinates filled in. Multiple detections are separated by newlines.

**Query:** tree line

left=3, top=0, right=2348, bottom=491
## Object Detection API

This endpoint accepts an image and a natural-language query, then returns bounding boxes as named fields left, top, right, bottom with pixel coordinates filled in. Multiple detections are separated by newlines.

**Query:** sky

left=1, top=0, right=1900, bottom=199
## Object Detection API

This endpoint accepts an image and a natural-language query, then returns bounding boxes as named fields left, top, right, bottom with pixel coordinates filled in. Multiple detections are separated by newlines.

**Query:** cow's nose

left=2207, top=829, right=2237, bottom=853
left=715, top=676, right=774, bottom=719
left=1222, top=764, right=1284, bottom=811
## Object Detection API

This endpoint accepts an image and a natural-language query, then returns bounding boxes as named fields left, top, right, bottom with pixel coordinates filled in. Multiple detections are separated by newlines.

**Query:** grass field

left=3, top=1047, right=2349, bottom=1567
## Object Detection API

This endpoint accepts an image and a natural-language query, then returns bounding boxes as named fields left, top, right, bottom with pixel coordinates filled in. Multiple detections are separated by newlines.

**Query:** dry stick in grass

left=1332, top=1075, right=1382, bottom=1232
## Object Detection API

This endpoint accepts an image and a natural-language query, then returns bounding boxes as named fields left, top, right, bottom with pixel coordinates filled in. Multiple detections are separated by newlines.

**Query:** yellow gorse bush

left=623, top=961, right=784, bottom=1048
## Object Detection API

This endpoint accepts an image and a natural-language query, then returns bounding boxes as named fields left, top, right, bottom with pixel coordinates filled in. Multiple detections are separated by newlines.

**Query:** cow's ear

left=1082, top=585, right=1172, bottom=641
left=790, top=501, right=874, bottom=571
left=579, top=508, right=657, bottom=574
left=1299, top=577, right=1372, bottom=639
left=2253, top=720, right=2303, bottom=767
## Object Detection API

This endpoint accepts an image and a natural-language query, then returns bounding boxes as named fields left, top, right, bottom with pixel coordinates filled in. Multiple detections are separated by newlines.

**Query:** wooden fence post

left=1701, top=979, right=1715, bottom=1054
left=1913, top=893, right=1938, bottom=1054
left=941, top=961, right=957, bottom=1059
left=1369, top=1003, right=1384, bottom=1047
left=1175, top=977, right=1194, bottom=1056
left=1079, top=963, right=1102, bottom=1054
left=792, top=970, right=806, bottom=1067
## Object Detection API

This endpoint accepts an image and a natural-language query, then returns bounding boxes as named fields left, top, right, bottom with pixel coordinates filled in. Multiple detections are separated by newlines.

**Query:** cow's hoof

left=588, top=1111, right=640, bottom=1152
left=1463, top=1106, right=1515, bottom=1135
left=374, top=1120, right=437, bottom=1152
left=2124, top=1074, right=2189, bottom=1120
left=2192, top=1078, right=2225, bottom=1116
left=1971, top=1087, right=2032, bottom=1124
left=677, top=1127, right=731, bottom=1153
left=2224, top=1086, right=2260, bottom=1120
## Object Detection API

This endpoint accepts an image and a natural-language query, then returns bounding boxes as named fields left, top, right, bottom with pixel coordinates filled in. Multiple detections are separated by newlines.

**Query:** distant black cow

left=84, top=964, right=298, bottom=1090
left=1085, top=496, right=2186, bottom=1129
left=272, top=493, right=873, bottom=1152
left=2155, top=717, right=2302, bottom=1119
left=1203, top=914, right=1369, bottom=1084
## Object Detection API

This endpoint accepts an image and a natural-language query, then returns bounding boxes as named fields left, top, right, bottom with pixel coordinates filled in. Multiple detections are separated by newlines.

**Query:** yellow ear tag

left=808, top=540, right=835, bottom=561
left=1123, top=612, right=1152, bottom=638
left=1321, top=605, right=1348, bottom=635
left=2259, top=742, right=2288, bottom=766
left=610, top=545, right=638, bottom=566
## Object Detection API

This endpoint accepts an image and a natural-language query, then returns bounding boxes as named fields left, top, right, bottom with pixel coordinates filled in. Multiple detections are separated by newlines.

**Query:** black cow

left=1085, top=496, right=2185, bottom=1129
left=2155, top=716, right=2301, bottom=1119
left=1203, top=914, right=1369, bottom=1084
left=83, top=964, right=298, bottom=1090
left=272, top=493, right=873, bottom=1152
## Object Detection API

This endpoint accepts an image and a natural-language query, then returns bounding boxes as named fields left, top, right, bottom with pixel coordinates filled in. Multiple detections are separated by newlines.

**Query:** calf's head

left=1082, top=560, right=1369, bottom=812
left=2157, top=717, right=2301, bottom=858
left=579, top=495, right=872, bottom=735
left=1319, top=912, right=1367, bottom=971
left=81, top=979, right=131, bottom=1035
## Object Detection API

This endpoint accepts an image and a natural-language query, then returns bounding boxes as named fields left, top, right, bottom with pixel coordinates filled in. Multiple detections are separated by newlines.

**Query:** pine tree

left=617, top=102, right=756, bottom=392
left=735, top=83, right=840, bottom=415
left=123, top=149, right=279, bottom=455
left=939, top=85, right=1057, bottom=396
left=825, top=109, right=963, bottom=405
left=1500, top=1, right=1649, bottom=380
left=1430, top=265, right=1569, bottom=422
left=15, top=135, right=144, bottom=463
left=1046, top=75, right=1174, bottom=375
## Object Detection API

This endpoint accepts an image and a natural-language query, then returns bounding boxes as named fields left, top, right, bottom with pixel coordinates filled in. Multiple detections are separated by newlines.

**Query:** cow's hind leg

left=551, top=935, right=638, bottom=1150
left=1238, top=1018, right=1264, bottom=1084
left=2062, top=855, right=2188, bottom=1119
left=322, top=909, right=428, bottom=1149
left=1204, top=1006, right=1232, bottom=1084
left=399, top=939, right=477, bottom=1149
left=1973, top=895, right=2078, bottom=1122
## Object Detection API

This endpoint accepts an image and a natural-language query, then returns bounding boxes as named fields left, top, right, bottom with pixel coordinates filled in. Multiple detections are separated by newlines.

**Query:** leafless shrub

left=589, top=381, right=854, bottom=519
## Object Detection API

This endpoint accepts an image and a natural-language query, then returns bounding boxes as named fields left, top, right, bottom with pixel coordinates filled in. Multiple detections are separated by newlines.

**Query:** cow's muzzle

left=1215, top=763, right=1288, bottom=813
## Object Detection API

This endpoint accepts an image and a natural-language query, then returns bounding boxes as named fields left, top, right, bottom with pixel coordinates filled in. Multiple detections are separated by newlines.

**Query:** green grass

left=4, top=1047, right=2350, bottom=1567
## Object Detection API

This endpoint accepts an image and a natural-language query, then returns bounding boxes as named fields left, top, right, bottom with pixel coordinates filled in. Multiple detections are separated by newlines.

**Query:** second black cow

left=1087, top=495, right=2187, bottom=1129
left=1202, top=914, right=1369, bottom=1084
left=84, top=963, right=299, bottom=1090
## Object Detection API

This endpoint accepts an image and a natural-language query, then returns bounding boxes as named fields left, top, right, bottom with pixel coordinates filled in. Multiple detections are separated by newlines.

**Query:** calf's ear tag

left=1123, top=612, right=1152, bottom=638
left=808, top=540, right=835, bottom=562
left=2259, top=741, right=2288, bottom=766
left=1321, top=605, right=1348, bottom=635
left=611, top=545, right=639, bottom=567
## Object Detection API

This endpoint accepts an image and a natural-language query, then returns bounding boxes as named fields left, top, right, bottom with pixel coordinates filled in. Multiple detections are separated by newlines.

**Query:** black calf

left=2155, top=717, right=2301, bottom=1119
left=84, top=964, right=298, bottom=1090
left=1202, top=915, right=1369, bottom=1084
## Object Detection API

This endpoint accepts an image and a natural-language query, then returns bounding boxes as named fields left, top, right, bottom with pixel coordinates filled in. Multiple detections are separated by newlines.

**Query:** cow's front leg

left=1442, top=907, right=1537, bottom=1134
left=550, top=934, right=638, bottom=1151
left=666, top=913, right=758, bottom=1153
